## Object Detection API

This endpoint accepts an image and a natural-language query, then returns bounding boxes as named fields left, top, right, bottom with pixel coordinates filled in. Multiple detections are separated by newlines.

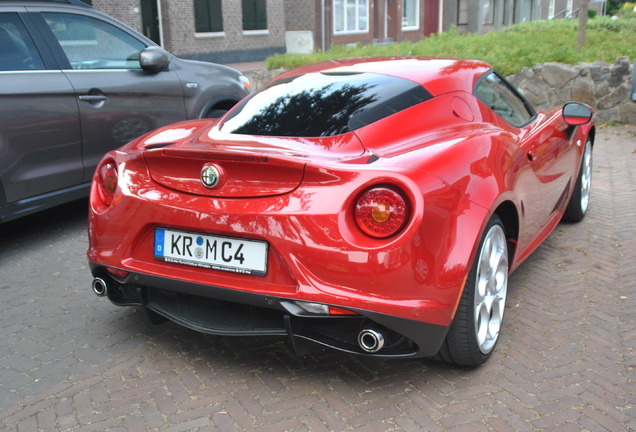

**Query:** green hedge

left=266, top=17, right=636, bottom=77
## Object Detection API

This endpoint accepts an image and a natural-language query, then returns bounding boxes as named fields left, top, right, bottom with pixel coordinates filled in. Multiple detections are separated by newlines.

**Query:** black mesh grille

left=147, top=289, right=286, bottom=335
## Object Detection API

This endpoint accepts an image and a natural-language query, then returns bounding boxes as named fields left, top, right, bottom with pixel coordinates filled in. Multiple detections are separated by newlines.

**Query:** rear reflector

left=294, top=301, right=358, bottom=315
left=105, top=267, right=129, bottom=280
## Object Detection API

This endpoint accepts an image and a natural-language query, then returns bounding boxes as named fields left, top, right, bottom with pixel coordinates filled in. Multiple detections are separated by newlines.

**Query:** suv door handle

left=79, top=94, right=107, bottom=108
left=79, top=95, right=108, bottom=102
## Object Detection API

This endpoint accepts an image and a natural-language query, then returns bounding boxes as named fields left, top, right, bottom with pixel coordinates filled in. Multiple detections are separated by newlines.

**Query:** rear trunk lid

left=143, top=126, right=365, bottom=198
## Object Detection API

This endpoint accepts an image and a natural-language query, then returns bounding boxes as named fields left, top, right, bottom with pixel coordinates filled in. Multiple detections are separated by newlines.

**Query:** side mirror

left=139, top=46, right=170, bottom=73
left=562, top=102, right=593, bottom=126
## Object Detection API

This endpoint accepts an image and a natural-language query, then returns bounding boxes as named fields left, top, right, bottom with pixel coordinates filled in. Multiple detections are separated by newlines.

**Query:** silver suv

left=0, top=0, right=250, bottom=222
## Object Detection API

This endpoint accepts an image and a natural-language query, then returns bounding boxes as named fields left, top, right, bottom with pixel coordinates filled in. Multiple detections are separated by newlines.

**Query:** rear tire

left=435, top=215, right=509, bottom=366
left=562, top=138, right=592, bottom=222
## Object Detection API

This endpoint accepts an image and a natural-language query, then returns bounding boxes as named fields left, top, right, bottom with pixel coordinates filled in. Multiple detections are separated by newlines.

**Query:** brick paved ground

left=0, top=125, right=634, bottom=431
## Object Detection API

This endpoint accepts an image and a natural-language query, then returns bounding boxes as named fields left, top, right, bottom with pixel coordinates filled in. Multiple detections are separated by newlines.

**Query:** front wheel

left=562, top=138, right=592, bottom=222
left=435, top=215, right=509, bottom=366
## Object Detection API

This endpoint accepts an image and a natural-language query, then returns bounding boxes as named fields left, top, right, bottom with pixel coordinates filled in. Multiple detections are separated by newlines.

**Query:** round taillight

left=355, top=187, right=409, bottom=238
left=98, top=163, right=118, bottom=206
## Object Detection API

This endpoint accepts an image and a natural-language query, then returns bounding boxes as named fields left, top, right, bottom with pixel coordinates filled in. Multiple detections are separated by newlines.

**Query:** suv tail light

left=355, top=187, right=409, bottom=238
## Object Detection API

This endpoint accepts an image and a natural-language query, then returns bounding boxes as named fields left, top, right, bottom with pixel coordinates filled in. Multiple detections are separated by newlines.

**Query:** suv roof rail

left=0, top=0, right=92, bottom=6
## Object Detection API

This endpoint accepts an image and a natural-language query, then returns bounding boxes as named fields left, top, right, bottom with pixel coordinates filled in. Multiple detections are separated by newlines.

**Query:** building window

left=520, top=0, right=532, bottom=21
left=194, top=0, right=223, bottom=33
left=334, top=0, right=369, bottom=34
left=402, top=0, right=419, bottom=30
left=243, top=0, right=267, bottom=31
left=483, top=0, right=494, bottom=24
left=458, top=0, right=468, bottom=25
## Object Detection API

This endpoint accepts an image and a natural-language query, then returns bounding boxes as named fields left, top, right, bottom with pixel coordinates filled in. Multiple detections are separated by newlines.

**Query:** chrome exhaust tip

left=92, top=278, right=108, bottom=297
left=358, top=328, right=385, bottom=353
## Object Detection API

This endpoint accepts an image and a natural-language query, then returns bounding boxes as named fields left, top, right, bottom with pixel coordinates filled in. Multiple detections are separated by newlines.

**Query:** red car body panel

left=273, top=57, right=491, bottom=96
left=87, top=58, right=594, bottom=359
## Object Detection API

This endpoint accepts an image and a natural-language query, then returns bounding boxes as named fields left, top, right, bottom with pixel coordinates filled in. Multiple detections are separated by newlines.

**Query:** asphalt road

left=0, top=125, right=635, bottom=431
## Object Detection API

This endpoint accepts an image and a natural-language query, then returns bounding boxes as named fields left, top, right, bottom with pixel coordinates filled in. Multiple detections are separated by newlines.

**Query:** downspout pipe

left=632, top=59, right=636, bottom=102
left=321, top=0, right=326, bottom=52
left=157, top=0, right=164, bottom=47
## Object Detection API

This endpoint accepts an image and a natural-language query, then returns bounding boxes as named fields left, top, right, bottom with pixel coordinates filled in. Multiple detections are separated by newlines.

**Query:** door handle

left=79, top=95, right=108, bottom=102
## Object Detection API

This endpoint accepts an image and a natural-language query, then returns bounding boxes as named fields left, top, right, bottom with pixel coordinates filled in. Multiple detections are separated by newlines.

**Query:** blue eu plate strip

left=154, top=229, right=165, bottom=256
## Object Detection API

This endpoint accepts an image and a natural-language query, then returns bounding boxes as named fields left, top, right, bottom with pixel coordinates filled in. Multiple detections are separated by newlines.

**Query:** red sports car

left=87, top=58, right=594, bottom=366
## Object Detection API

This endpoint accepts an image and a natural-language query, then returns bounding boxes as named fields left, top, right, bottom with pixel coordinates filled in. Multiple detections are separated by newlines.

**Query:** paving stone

left=0, top=126, right=635, bottom=430
left=1, top=355, right=40, bottom=374
left=0, top=388, right=21, bottom=410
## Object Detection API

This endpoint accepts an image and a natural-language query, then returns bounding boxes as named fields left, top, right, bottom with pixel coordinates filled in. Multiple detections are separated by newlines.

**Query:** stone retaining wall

left=251, top=57, right=635, bottom=123
left=251, top=68, right=288, bottom=91
left=508, top=56, right=635, bottom=123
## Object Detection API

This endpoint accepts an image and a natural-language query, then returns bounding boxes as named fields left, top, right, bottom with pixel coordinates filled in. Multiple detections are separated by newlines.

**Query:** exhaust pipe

left=92, top=278, right=108, bottom=297
left=358, top=327, right=385, bottom=353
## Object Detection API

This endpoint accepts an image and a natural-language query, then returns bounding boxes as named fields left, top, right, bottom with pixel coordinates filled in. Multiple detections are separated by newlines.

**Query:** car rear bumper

left=89, top=263, right=449, bottom=359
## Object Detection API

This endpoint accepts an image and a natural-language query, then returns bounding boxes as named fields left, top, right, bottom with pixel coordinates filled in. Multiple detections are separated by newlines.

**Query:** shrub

left=265, top=17, right=636, bottom=76
left=607, top=0, right=623, bottom=14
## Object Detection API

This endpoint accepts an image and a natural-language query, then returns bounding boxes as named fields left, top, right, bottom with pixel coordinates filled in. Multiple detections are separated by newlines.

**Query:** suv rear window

left=220, top=72, right=432, bottom=137
left=0, top=13, right=45, bottom=71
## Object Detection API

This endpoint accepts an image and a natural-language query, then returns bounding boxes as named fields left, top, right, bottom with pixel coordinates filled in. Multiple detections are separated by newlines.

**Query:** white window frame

left=333, top=0, right=369, bottom=35
left=195, top=32, right=225, bottom=38
left=402, top=0, right=420, bottom=31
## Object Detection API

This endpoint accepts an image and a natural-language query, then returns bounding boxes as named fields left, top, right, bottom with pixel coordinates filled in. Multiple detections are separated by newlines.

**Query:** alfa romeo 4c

left=87, top=58, right=594, bottom=366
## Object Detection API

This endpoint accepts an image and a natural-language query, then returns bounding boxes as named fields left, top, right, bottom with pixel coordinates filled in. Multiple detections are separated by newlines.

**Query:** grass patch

left=265, top=16, right=636, bottom=76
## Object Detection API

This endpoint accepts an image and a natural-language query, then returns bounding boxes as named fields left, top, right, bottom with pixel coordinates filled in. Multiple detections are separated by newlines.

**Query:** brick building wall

left=91, top=0, right=606, bottom=64
left=284, top=0, right=314, bottom=31
left=92, top=0, right=286, bottom=64
left=93, top=0, right=143, bottom=33
left=162, top=0, right=286, bottom=62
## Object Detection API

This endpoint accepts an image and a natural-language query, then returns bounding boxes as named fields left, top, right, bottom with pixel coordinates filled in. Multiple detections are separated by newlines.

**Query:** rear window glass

left=0, top=13, right=45, bottom=71
left=220, top=72, right=432, bottom=137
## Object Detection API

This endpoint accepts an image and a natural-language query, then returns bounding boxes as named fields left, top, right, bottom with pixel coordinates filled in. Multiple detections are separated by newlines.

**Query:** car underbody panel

left=89, top=263, right=450, bottom=359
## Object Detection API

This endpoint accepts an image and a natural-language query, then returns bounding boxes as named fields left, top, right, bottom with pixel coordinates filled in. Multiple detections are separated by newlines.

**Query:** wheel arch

left=198, top=95, right=243, bottom=119
left=588, top=125, right=596, bottom=146
left=493, top=200, right=520, bottom=265
left=577, top=123, right=595, bottom=147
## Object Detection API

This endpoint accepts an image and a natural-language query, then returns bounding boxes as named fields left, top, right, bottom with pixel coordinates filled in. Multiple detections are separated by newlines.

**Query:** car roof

left=274, top=57, right=493, bottom=97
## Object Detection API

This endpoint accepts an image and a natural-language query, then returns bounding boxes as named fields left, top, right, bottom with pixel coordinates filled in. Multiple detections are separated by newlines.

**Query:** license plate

left=154, top=228, right=268, bottom=276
